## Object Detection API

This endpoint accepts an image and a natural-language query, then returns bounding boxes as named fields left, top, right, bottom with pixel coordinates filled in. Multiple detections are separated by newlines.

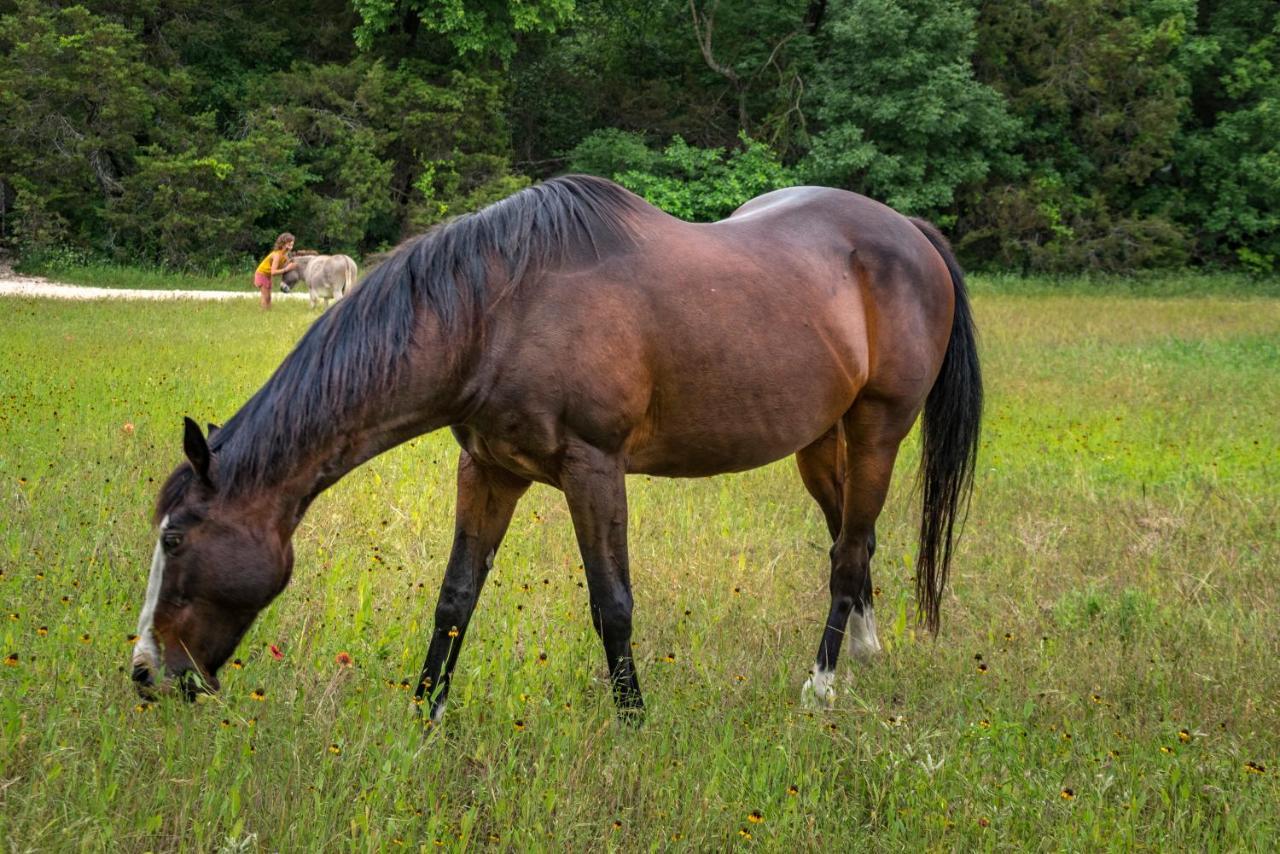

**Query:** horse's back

left=727, top=185, right=946, bottom=284
left=709, top=186, right=954, bottom=381
left=720, top=186, right=955, bottom=400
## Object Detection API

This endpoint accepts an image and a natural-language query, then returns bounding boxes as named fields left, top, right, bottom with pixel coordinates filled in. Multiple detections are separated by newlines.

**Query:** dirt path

left=0, top=262, right=307, bottom=301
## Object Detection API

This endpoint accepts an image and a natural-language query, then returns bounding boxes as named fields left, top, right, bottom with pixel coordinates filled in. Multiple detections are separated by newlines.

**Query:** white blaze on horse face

left=132, top=515, right=168, bottom=673
left=848, top=605, right=882, bottom=661
left=801, top=667, right=836, bottom=708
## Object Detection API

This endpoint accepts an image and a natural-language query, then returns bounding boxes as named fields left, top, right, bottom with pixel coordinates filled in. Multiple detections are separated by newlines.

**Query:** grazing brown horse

left=131, top=175, right=981, bottom=721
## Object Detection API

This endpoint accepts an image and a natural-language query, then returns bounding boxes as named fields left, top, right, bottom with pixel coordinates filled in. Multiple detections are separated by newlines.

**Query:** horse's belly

left=619, top=315, right=864, bottom=476
left=625, top=434, right=812, bottom=477
left=623, top=370, right=856, bottom=477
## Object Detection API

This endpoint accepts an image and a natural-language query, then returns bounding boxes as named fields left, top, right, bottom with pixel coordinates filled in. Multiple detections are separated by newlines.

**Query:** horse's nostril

left=132, top=663, right=154, bottom=686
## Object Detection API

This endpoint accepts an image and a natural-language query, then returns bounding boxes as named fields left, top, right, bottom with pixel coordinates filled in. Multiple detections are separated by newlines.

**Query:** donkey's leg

left=803, top=398, right=917, bottom=707
left=559, top=441, right=643, bottom=720
left=415, top=451, right=529, bottom=723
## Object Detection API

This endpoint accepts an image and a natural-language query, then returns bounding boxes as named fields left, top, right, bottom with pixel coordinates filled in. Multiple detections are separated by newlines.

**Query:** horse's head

left=131, top=418, right=293, bottom=700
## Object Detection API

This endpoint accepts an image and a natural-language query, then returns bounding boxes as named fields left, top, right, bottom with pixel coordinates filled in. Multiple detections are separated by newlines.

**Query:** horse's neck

left=266, top=320, right=464, bottom=533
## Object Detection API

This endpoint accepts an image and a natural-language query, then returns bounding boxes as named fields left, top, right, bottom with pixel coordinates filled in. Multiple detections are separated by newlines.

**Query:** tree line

left=1, top=0, right=1276, bottom=274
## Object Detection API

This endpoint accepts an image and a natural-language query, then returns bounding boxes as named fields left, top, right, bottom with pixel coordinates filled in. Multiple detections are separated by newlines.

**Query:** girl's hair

left=273, top=232, right=296, bottom=250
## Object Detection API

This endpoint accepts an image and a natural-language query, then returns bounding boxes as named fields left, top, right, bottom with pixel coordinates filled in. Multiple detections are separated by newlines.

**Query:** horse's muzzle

left=132, top=659, right=160, bottom=700
left=131, top=663, right=218, bottom=702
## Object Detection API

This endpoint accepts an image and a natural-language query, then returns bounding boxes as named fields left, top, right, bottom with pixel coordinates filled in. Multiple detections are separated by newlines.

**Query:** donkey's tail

left=909, top=218, right=983, bottom=634
left=343, top=257, right=357, bottom=297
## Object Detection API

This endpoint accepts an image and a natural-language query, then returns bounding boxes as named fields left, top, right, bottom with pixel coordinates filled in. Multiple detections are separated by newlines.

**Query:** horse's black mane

left=156, top=175, right=646, bottom=513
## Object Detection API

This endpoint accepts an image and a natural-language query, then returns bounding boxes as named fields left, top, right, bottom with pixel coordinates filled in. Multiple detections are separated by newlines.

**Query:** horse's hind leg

left=415, top=451, right=529, bottom=723
left=796, top=425, right=844, bottom=540
left=802, top=397, right=916, bottom=707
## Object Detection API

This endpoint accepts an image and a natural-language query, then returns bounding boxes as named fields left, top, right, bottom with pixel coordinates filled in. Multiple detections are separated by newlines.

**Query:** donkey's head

left=281, top=253, right=302, bottom=292
left=131, top=418, right=293, bottom=699
left=281, top=250, right=319, bottom=292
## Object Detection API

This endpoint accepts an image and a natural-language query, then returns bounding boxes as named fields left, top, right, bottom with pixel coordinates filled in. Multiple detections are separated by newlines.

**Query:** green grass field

left=1, top=283, right=1277, bottom=850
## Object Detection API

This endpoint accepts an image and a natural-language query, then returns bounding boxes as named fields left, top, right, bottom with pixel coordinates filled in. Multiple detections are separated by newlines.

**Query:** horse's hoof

left=801, top=669, right=836, bottom=709
left=616, top=705, right=646, bottom=728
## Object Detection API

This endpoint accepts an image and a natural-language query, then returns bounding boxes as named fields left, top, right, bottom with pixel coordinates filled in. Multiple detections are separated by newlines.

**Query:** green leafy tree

left=242, top=61, right=397, bottom=251
left=966, top=0, right=1195, bottom=271
left=2, top=0, right=1276, bottom=273
left=568, top=130, right=794, bottom=221
left=801, top=0, right=1018, bottom=217
left=0, top=1, right=156, bottom=256
left=107, top=116, right=311, bottom=268
left=509, top=0, right=820, bottom=172
left=563, top=127, right=659, bottom=177
left=351, top=0, right=576, bottom=63
left=245, top=57, right=526, bottom=242
left=356, top=60, right=522, bottom=234
left=1169, top=0, right=1280, bottom=270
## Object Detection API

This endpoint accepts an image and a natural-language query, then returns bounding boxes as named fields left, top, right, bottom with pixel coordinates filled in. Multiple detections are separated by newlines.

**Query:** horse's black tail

left=909, top=218, right=983, bottom=634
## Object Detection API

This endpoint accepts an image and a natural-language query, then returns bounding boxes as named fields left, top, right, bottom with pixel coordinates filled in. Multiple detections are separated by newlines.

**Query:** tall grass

left=967, top=270, right=1280, bottom=298
left=0, top=289, right=1277, bottom=850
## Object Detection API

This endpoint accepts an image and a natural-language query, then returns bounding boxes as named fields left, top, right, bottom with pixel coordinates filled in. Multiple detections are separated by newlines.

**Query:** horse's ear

left=183, top=417, right=213, bottom=487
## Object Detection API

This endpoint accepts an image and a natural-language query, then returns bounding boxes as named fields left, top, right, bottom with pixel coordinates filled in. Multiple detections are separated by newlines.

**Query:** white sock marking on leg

left=848, top=605, right=882, bottom=661
left=430, top=699, right=448, bottom=725
left=801, top=667, right=836, bottom=708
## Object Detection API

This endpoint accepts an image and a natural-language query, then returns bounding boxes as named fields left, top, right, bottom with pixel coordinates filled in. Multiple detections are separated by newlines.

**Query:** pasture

left=0, top=283, right=1277, bottom=850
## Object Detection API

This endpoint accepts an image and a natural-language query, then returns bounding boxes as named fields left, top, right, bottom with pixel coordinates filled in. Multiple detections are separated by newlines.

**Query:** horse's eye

left=161, top=530, right=183, bottom=553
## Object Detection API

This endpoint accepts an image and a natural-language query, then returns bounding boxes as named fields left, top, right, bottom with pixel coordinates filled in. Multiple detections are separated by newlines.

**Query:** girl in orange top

left=254, top=233, right=297, bottom=310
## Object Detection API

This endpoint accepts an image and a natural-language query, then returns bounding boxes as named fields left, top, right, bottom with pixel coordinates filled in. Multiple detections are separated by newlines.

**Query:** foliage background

left=1, top=0, right=1277, bottom=273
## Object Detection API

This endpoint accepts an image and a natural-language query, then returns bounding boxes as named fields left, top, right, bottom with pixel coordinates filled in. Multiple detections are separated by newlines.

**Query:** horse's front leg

left=560, top=441, right=644, bottom=721
left=415, top=452, right=529, bottom=723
